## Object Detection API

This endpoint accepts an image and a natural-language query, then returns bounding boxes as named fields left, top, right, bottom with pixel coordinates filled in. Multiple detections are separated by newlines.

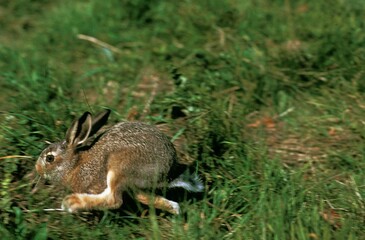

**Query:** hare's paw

left=167, top=200, right=181, bottom=215
left=61, top=194, right=86, bottom=213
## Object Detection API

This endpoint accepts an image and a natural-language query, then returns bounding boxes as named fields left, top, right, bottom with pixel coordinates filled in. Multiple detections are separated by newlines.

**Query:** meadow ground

left=0, top=0, right=364, bottom=239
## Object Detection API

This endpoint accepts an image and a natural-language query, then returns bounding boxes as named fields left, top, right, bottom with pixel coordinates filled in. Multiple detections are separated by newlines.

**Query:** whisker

left=0, top=155, right=32, bottom=160
left=31, top=175, right=42, bottom=194
left=43, top=208, right=64, bottom=212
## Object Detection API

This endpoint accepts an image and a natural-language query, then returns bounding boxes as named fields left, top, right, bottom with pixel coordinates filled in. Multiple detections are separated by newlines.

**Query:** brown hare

left=35, top=110, right=203, bottom=214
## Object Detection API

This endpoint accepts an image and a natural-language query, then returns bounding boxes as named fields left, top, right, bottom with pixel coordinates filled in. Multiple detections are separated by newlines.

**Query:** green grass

left=1, top=0, right=364, bottom=239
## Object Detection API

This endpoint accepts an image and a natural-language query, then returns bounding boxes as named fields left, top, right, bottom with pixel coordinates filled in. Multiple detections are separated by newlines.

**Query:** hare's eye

left=46, top=155, right=55, bottom=163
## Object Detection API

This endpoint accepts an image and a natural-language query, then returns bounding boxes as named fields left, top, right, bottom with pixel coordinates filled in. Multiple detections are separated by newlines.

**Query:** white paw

left=61, top=203, right=74, bottom=213
left=168, top=200, right=180, bottom=215
left=61, top=194, right=85, bottom=213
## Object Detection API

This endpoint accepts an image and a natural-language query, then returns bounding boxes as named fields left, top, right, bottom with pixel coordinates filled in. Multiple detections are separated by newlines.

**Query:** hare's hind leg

left=135, top=192, right=180, bottom=215
left=62, top=170, right=122, bottom=213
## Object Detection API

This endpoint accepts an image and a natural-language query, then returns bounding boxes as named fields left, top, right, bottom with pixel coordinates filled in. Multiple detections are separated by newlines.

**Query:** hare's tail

left=168, top=169, right=204, bottom=192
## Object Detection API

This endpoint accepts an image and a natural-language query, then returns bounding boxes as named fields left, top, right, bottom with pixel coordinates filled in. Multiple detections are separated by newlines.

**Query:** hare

left=35, top=110, right=203, bottom=214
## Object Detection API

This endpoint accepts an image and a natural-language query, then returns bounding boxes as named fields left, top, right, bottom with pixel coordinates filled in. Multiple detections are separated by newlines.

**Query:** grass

left=0, top=0, right=364, bottom=239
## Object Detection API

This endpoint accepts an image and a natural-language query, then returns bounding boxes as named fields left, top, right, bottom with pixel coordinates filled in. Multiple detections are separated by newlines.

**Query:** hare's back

left=108, top=122, right=170, bottom=143
left=101, top=122, right=176, bottom=160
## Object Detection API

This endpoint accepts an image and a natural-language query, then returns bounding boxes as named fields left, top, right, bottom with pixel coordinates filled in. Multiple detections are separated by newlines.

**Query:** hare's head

left=35, top=110, right=111, bottom=182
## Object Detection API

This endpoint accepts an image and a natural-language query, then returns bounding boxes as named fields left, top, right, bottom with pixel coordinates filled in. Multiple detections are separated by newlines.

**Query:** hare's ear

left=65, top=112, right=92, bottom=146
left=89, top=109, right=111, bottom=136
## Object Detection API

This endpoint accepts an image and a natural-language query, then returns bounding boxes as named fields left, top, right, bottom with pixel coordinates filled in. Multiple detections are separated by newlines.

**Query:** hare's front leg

left=62, top=171, right=122, bottom=213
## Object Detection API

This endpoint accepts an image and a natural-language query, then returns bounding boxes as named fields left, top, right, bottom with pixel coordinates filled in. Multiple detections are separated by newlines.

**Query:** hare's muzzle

left=35, top=162, right=44, bottom=175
